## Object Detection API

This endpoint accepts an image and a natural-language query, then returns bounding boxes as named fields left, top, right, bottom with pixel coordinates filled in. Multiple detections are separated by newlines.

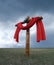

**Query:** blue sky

left=0, top=0, right=54, bottom=48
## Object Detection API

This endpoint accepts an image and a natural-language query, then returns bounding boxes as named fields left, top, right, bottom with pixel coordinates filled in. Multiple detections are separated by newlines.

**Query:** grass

left=0, top=48, right=54, bottom=65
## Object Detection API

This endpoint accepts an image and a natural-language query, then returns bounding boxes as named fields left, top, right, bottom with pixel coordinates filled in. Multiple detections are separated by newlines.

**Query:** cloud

left=0, top=12, right=54, bottom=48
left=0, top=0, right=54, bottom=21
left=0, top=20, right=26, bottom=48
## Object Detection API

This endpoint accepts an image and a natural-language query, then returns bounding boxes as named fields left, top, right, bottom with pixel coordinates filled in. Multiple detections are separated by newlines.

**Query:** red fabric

left=14, top=17, right=46, bottom=42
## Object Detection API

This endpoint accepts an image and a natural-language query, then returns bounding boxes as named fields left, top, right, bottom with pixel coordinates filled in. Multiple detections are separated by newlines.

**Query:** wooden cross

left=22, top=16, right=30, bottom=56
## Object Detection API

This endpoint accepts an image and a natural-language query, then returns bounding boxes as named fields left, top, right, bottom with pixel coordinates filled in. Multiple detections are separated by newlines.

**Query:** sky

left=0, top=0, right=54, bottom=48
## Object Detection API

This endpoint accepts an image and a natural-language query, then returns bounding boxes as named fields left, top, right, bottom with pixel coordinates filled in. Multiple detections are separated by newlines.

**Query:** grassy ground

left=0, top=48, right=54, bottom=65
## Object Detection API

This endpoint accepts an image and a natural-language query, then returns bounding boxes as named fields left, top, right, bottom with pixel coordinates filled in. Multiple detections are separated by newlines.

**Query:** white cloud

left=0, top=20, right=25, bottom=48
left=42, top=13, right=54, bottom=34
left=0, top=12, right=54, bottom=48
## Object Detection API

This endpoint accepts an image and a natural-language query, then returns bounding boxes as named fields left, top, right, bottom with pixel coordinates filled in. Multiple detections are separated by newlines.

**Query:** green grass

left=0, top=48, right=54, bottom=65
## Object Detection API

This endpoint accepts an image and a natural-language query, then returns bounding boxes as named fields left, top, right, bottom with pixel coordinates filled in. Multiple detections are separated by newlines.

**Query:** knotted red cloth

left=14, top=17, right=46, bottom=42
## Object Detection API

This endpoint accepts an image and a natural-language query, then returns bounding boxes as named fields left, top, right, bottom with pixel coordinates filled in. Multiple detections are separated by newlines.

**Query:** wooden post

left=22, top=16, right=30, bottom=56
left=25, top=29, right=30, bottom=56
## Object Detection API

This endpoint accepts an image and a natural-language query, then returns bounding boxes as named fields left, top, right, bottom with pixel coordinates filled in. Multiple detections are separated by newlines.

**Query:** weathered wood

left=25, top=29, right=30, bottom=56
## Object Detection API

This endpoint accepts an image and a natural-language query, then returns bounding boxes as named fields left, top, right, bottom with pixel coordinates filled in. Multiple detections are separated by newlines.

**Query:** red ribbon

left=14, top=17, right=46, bottom=42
